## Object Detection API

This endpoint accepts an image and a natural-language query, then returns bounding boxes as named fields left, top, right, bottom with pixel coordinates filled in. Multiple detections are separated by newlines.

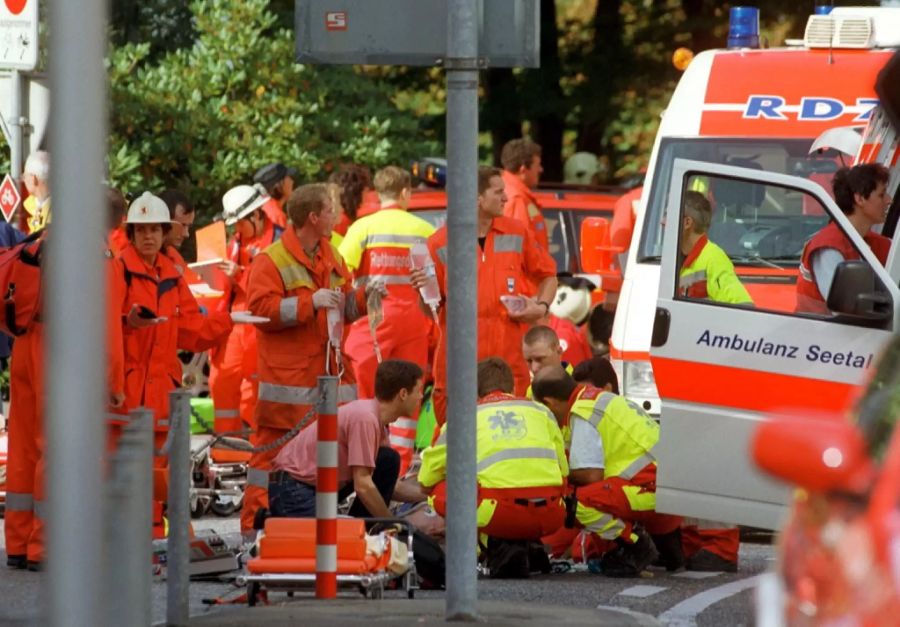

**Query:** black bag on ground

left=399, top=529, right=445, bottom=589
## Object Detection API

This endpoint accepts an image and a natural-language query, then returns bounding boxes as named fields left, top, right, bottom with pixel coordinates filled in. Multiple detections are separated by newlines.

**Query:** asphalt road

left=0, top=516, right=772, bottom=626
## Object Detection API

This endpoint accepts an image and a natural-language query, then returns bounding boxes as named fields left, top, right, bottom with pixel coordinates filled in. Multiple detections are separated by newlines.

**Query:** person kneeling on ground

left=419, top=357, right=569, bottom=578
left=268, top=359, right=425, bottom=519
left=532, top=362, right=684, bottom=577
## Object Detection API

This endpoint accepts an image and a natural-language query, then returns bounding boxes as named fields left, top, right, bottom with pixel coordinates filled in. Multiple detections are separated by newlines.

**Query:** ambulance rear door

left=650, top=158, right=900, bottom=529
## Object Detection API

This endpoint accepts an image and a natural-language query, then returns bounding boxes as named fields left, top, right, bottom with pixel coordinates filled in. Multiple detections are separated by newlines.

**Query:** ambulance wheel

left=247, top=582, right=260, bottom=607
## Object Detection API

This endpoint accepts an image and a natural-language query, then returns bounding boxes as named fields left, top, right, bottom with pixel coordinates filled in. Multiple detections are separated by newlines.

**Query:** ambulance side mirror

left=826, top=260, right=891, bottom=325
left=752, top=415, right=873, bottom=493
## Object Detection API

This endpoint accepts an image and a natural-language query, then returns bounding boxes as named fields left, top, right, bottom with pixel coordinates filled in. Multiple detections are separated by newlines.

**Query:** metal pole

left=106, top=409, right=153, bottom=627
left=46, top=0, right=108, bottom=626
left=167, top=391, right=192, bottom=626
left=9, top=70, right=23, bottom=181
left=445, top=0, right=479, bottom=620
left=315, top=376, right=339, bottom=599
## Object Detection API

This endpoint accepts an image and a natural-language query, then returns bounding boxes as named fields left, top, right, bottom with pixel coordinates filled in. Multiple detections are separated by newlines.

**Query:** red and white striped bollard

left=316, top=376, right=339, bottom=598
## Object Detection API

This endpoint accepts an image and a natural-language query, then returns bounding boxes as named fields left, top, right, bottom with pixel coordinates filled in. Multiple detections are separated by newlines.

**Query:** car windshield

left=637, top=137, right=850, bottom=265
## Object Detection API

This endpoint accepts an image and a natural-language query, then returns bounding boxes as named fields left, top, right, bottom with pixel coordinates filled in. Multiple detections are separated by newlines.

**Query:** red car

left=752, top=334, right=900, bottom=626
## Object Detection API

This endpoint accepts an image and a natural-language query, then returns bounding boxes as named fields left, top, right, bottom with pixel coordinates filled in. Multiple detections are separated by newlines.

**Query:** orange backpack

left=0, top=229, right=44, bottom=336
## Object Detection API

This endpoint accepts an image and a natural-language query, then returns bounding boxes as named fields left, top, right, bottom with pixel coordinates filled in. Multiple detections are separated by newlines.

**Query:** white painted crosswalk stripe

left=673, top=570, right=723, bottom=579
left=619, top=585, right=667, bottom=598
left=658, top=575, right=761, bottom=627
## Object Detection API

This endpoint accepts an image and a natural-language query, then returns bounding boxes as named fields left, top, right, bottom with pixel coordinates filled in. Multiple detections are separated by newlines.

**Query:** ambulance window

left=674, top=173, right=890, bottom=321
left=639, top=138, right=845, bottom=262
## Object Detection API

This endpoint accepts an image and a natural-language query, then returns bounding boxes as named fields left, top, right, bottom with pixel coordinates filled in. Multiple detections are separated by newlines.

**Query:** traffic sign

left=0, top=173, right=21, bottom=222
left=0, top=0, right=38, bottom=71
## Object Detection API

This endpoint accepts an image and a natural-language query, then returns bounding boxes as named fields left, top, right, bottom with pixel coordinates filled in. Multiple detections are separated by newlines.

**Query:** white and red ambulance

left=607, top=6, right=900, bottom=527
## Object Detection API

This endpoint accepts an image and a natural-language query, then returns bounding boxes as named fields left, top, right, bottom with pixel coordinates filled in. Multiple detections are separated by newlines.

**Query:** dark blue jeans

left=268, top=446, right=400, bottom=518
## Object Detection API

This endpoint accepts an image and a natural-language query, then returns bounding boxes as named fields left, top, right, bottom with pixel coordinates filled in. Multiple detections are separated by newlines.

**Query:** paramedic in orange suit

left=339, top=166, right=435, bottom=475
left=112, top=192, right=234, bottom=539
left=412, top=166, right=557, bottom=426
left=208, top=185, right=284, bottom=434
left=243, top=183, right=376, bottom=535
left=501, top=138, right=548, bottom=251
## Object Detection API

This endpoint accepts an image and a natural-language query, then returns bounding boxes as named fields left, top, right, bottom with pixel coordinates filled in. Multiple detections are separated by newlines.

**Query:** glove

left=312, top=288, right=342, bottom=310
left=364, top=278, right=388, bottom=298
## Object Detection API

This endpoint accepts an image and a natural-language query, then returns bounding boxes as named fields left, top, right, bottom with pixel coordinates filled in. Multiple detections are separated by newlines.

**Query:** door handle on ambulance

left=651, top=307, right=670, bottom=347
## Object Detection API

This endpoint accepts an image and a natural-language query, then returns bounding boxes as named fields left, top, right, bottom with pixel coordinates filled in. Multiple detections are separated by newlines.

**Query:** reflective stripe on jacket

left=678, top=236, right=753, bottom=305
left=419, top=393, right=568, bottom=490
left=568, top=385, right=659, bottom=481
left=247, top=227, right=361, bottom=430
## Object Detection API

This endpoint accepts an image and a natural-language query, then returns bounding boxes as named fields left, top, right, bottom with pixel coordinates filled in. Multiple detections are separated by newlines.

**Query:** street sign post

left=0, top=173, right=20, bottom=222
left=296, top=0, right=539, bottom=619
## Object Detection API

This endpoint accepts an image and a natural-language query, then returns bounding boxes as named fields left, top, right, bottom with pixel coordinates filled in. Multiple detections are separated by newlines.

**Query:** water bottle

left=409, top=243, right=441, bottom=310
left=326, top=289, right=345, bottom=347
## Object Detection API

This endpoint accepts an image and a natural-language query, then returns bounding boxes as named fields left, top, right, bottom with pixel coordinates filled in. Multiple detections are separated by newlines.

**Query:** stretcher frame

left=237, top=517, right=420, bottom=604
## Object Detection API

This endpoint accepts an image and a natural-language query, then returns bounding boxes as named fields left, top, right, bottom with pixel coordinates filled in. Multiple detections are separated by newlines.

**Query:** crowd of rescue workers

left=2, top=138, right=892, bottom=581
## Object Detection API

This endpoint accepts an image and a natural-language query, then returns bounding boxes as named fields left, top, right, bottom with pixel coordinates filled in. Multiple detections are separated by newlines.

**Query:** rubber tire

left=210, top=499, right=237, bottom=517
left=247, top=581, right=259, bottom=607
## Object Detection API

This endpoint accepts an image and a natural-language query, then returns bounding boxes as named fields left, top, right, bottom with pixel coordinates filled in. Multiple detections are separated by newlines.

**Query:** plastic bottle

left=409, top=243, right=441, bottom=311
left=326, top=289, right=345, bottom=348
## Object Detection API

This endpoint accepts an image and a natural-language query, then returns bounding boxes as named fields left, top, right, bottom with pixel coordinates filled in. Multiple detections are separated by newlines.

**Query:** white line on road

left=657, top=575, right=762, bottom=627
left=672, top=571, right=722, bottom=579
left=619, top=585, right=667, bottom=598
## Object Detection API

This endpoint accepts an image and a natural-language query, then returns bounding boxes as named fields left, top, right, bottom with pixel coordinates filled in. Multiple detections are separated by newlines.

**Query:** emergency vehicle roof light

left=804, top=15, right=835, bottom=48
left=411, top=158, right=447, bottom=188
left=727, top=7, right=760, bottom=49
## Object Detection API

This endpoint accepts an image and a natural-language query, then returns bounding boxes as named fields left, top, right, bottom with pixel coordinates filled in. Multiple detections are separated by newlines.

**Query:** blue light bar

left=814, top=5, right=833, bottom=16
left=727, top=6, right=760, bottom=49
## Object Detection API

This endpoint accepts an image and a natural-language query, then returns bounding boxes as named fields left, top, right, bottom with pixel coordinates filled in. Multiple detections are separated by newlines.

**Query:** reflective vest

left=419, top=394, right=568, bottom=491
left=338, top=208, right=435, bottom=308
left=23, top=196, right=51, bottom=233
left=796, top=221, right=890, bottom=313
left=567, top=386, right=659, bottom=481
left=679, top=235, right=753, bottom=305
left=248, top=229, right=358, bottom=430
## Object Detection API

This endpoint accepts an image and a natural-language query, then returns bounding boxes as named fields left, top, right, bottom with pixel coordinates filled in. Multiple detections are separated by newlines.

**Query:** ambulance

left=604, top=6, right=900, bottom=528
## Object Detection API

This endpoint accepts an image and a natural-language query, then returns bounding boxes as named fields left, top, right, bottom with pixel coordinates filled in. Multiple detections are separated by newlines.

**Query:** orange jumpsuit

left=428, top=216, right=556, bottom=425
left=209, top=220, right=283, bottom=433
left=112, top=244, right=232, bottom=536
left=6, top=237, right=126, bottom=564
left=501, top=170, right=548, bottom=252
left=339, top=207, right=434, bottom=475
left=243, top=227, right=362, bottom=532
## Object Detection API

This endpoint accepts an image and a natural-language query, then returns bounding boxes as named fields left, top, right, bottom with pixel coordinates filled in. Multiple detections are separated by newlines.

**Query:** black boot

left=599, top=529, right=659, bottom=578
left=486, top=539, right=530, bottom=579
left=651, top=528, right=686, bottom=572
left=6, top=554, right=26, bottom=570
left=528, top=542, right=551, bottom=574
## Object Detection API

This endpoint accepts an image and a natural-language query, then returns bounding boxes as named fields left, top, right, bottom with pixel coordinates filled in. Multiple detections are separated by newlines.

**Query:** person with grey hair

left=678, top=191, right=752, bottom=305
left=22, top=151, right=51, bottom=232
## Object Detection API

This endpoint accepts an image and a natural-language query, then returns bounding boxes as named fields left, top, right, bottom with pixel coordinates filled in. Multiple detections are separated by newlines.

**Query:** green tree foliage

left=107, top=0, right=439, bottom=217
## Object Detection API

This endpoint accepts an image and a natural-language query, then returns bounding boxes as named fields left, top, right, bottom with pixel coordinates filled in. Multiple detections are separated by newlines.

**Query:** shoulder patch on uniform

left=579, top=387, right=603, bottom=401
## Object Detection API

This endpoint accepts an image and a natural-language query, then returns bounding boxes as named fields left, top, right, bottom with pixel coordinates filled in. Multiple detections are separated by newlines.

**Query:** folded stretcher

left=238, top=517, right=418, bottom=604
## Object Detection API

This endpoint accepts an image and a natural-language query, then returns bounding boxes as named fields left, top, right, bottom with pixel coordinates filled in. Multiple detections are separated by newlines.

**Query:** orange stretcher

left=239, top=517, right=419, bottom=604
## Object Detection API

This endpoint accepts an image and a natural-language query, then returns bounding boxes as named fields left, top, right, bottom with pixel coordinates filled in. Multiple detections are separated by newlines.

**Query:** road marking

left=658, top=575, right=761, bottom=627
left=619, top=585, right=667, bottom=598
left=672, top=571, right=722, bottom=579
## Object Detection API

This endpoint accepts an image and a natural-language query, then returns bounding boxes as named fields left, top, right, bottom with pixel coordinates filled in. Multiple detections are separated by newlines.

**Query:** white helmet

left=125, top=191, right=173, bottom=225
left=563, top=152, right=600, bottom=185
left=222, top=184, right=267, bottom=226
left=550, top=284, right=592, bottom=325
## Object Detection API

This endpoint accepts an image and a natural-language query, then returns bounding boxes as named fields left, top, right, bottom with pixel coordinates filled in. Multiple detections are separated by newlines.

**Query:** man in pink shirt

left=268, top=360, right=425, bottom=519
